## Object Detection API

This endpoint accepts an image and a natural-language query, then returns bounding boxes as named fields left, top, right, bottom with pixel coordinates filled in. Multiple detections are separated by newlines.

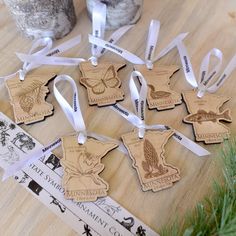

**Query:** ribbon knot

left=54, top=75, right=87, bottom=145
left=19, top=69, right=27, bottom=81
left=77, top=131, right=87, bottom=145
left=89, top=56, right=98, bottom=66
left=177, top=42, right=236, bottom=97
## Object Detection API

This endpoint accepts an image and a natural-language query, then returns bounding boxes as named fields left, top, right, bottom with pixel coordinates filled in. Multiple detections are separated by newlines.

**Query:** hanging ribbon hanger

left=54, top=75, right=88, bottom=144
left=88, top=1, right=133, bottom=67
left=176, top=41, right=236, bottom=97
left=88, top=19, right=189, bottom=68
left=0, top=35, right=85, bottom=84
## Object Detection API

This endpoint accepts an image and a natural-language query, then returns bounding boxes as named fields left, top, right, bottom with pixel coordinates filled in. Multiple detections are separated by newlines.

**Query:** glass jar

left=86, top=0, right=143, bottom=30
left=4, top=0, right=77, bottom=39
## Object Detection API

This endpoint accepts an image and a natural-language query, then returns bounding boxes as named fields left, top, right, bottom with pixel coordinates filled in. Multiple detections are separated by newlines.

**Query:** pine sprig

left=161, top=138, right=236, bottom=236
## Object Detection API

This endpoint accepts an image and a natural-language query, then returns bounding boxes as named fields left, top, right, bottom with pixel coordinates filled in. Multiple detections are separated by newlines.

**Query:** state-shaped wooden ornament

left=122, top=129, right=180, bottom=192
left=61, top=135, right=118, bottom=202
left=5, top=73, right=56, bottom=124
left=183, top=90, right=232, bottom=144
left=134, top=64, right=181, bottom=110
left=79, top=62, right=126, bottom=106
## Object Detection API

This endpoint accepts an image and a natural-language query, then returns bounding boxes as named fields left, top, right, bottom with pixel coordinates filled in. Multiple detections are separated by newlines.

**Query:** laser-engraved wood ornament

left=61, top=135, right=118, bottom=202
left=135, top=64, right=181, bottom=110
left=122, top=129, right=180, bottom=192
left=183, top=90, right=232, bottom=144
left=5, top=73, right=56, bottom=124
left=79, top=62, right=126, bottom=106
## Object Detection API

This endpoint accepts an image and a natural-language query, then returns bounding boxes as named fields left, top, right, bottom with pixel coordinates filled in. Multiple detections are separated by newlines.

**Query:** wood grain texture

left=1, top=0, right=236, bottom=235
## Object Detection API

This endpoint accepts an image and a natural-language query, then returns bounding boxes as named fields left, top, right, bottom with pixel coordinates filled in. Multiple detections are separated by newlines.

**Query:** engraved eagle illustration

left=17, top=80, right=48, bottom=113
left=142, top=139, right=168, bottom=179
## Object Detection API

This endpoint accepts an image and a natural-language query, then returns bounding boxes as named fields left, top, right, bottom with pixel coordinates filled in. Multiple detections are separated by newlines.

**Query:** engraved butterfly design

left=80, top=65, right=121, bottom=95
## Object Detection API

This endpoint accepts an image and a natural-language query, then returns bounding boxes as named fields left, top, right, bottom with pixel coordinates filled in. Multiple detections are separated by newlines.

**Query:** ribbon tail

left=88, top=34, right=145, bottom=64
left=172, top=130, right=210, bottom=156
left=2, top=138, right=61, bottom=181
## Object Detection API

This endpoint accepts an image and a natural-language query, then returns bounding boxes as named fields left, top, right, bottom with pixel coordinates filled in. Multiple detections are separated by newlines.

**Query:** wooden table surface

left=1, top=0, right=236, bottom=235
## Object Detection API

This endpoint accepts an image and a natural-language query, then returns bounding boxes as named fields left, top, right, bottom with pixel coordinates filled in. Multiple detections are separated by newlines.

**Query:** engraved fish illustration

left=185, top=109, right=232, bottom=124
left=18, top=80, right=48, bottom=113
left=142, top=139, right=168, bottom=179
left=148, top=85, right=171, bottom=99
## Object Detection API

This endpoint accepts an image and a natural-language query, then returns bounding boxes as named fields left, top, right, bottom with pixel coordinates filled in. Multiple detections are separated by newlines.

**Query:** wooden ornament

left=183, top=90, right=232, bottom=144
left=135, top=64, right=181, bottom=110
left=61, top=135, right=118, bottom=202
left=122, top=129, right=180, bottom=192
left=5, top=73, right=56, bottom=124
left=79, top=62, right=126, bottom=106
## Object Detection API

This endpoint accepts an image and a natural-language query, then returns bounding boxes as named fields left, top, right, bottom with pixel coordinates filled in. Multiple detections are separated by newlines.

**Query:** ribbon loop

left=129, top=70, right=148, bottom=138
left=89, top=20, right=189, bottom=68
left=197, top=48, right=223, bottom=97
left=177, top=41, right=236, bottom=97
left=91, top=1, right=106, bottom=65
left=145, top=20, right=160, bottom=69
left=0, top=35, right=84, bottom=83
left=54, top=75, right=87, bottom=144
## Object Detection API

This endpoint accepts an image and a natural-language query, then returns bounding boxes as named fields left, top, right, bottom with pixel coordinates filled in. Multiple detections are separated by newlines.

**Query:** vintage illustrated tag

left=79, top=62, right=126, bottom=106
left=61, top=135, right=118, bottom=202
left=5, top=73, right=56, bottom=124
left=122, top=129, right=180, bottom=192
left=135, top=64, right=181, bottom=110
left=183, top=90, right=232, bottom=144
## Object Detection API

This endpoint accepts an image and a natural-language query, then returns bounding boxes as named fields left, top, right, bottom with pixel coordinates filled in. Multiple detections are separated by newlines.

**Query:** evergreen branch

left=161, top=138, right=236, bottom=236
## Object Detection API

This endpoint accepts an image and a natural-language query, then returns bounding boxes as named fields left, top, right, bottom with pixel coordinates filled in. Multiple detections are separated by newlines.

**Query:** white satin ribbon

left=129, top=71, right=148, bottom=138
left=90, top=1, right=107, bottom=66
left=176, top=41, right=236, bottom=97
left=54, top=75, right=87, bottom=144
left=111, top=70, right=210, bottom=157
left=16, top=35, right=85, bottom=67
left=145, top=20, right=160, bottom=69
left=89, top=19, right=189, bottom=67
left=88, top=1, right=134, bottom=66
left=0, top=34, right=84, bottom=83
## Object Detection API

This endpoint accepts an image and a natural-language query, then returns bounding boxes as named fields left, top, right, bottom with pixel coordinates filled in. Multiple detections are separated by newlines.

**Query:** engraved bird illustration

left=142, top=139, right=168, bottom=179
left=18, top=80, right=48, bottom=113
left=184, top=109, right=232, bottom=124
left=148, top=85, right=171, bottom=99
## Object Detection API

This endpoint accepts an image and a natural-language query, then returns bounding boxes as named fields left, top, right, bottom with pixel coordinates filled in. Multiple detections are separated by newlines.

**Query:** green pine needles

left=161, top=138, right=236, bottom=236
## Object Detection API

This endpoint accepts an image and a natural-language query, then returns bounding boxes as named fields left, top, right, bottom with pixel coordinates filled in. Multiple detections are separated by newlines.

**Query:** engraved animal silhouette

left=185, top=109, right=232, bottom=124
left=80, top=65, right=120, bottom=95
left=142, top=139, right=168, bottom=179
left=17, top=80, right=48, bottom=113
left=148, top=85, right=171, bottom=99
